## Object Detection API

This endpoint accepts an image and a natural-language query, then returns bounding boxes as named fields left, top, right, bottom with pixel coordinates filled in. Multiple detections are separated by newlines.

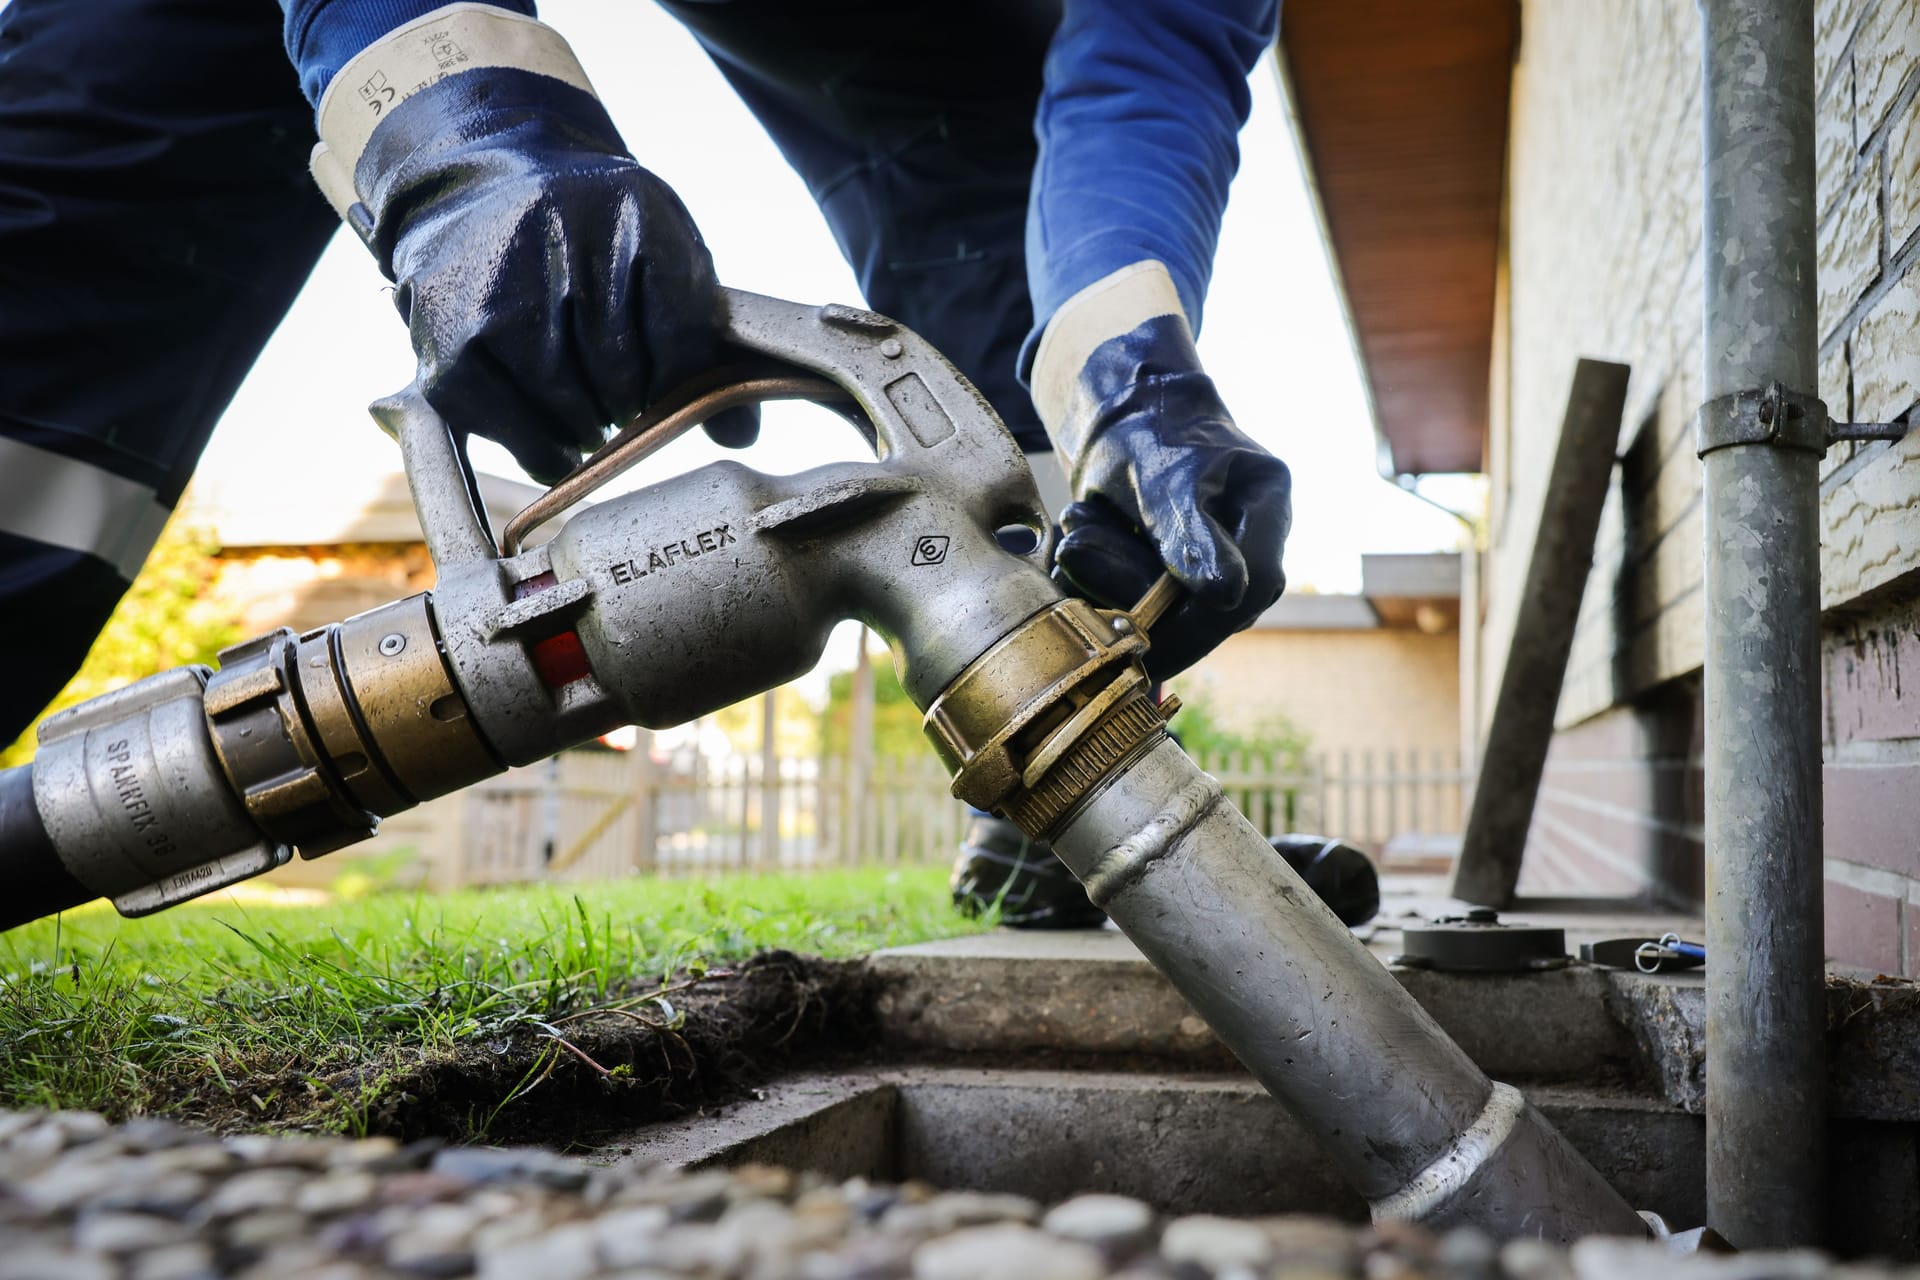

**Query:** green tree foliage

left=709, top=685, right=822, bottom=757
left=818, top=651, right=928, bottom=760
left=2, top=516, right=239, bottom=767
left=1167, top=689, right=1315, bottom=833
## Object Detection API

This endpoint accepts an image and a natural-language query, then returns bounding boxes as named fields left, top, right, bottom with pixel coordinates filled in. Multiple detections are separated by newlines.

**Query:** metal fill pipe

left=1052, top=738, right=1645, bottom=1241
left=1697, top=0, right=1826, bottom=1247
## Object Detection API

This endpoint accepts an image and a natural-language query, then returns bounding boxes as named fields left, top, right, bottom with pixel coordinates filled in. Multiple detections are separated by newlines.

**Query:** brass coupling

left=201, top=593, right=500, bottom=857
left=922, top=580, right=1183, bottom=839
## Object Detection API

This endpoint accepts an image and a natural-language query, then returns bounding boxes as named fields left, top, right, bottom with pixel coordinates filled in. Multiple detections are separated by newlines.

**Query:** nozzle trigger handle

left=374, top=285, right=1040, bottom=571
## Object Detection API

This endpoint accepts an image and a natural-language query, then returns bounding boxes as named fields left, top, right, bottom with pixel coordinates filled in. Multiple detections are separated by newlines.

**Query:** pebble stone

left=74, top=1209, right=192, bottom=1252
left=0, top=1108, right=1902, bottom=1280
left=206, top=1168, right=307, bottom=1217
left=297, top=1172, right=380, bottom=1216
left=1161, top=1215, right=1274, bottom=1271
left=1269, top=1217, right=1363, bottom=1271
left=912, top=1223, right=1106, bottom=1280
left=128, top=1241, right=217, bottom=1280
left=1041, top=1195, right=1156, bottom=1256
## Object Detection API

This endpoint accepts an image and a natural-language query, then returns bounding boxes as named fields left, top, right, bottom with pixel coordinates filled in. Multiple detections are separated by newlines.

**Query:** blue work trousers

left=0, top=0, right=1054, bottom=742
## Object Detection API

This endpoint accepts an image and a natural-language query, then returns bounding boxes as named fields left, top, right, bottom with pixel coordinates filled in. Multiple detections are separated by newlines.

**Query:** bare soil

left=158, top=951, right=877, bottom=1148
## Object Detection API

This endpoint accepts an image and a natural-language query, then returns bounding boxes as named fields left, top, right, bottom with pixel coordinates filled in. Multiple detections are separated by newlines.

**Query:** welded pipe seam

left=1078, top=771, right=1223, bottom=908
left=1368, top=1081, right=1526, bottom=1224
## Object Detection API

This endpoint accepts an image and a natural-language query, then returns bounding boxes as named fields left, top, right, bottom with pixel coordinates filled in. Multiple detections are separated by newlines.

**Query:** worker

left=0, top=0, right=1293, bottom=921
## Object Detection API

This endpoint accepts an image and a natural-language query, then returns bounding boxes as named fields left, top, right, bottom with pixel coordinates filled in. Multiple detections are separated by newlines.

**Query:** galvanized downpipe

left=1697, top=0, right=1826, bottom=1247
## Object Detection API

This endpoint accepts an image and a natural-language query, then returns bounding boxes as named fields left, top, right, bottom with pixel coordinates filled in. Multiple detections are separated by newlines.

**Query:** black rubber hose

left=0, top=764, right=92, bottom=931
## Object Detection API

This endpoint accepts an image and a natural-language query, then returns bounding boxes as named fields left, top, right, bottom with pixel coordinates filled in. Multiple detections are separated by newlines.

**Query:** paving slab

left=1361, top=876, right=1704, bottom=960
left=870, top=889, right=1699, bottom=1088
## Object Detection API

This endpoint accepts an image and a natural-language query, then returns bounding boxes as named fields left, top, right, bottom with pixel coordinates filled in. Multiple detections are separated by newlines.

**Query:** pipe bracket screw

left=378, top=634, right=407, bottom=657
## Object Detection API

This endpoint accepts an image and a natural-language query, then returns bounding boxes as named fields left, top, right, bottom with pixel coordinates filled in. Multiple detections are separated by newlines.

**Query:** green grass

left=0, top=867, right=984, bottom=1134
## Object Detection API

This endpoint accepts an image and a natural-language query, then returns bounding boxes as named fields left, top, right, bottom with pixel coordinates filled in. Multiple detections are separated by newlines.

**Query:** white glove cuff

left=1029, top=259, right=1192, bottom=462
left=308, top=3, right=595, bottom=219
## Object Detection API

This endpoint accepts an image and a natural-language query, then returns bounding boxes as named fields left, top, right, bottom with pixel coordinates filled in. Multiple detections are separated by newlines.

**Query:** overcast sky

left=191, top=3, right=1473, bottom=681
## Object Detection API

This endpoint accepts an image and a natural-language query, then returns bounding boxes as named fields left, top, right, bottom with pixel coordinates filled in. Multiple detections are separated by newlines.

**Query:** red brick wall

left=1489, top=0, right=1920, bottom=977
left=1823, top=599, right=1920, bottom=976
left=1518, top=683, right=1704, bottom=911
left=1510, top=592, right=1920, bottom=976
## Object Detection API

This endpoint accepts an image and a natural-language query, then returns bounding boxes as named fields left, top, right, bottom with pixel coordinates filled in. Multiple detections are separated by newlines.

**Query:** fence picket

left=440, top=736, right=1472, bottom=887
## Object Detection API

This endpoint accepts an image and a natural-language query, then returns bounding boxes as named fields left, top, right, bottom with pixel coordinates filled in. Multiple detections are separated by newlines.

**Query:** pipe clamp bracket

left=1696, top=383, right=1829, bottom=457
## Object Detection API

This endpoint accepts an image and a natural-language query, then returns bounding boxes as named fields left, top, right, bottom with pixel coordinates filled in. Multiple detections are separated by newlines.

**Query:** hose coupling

left=201, top=593, right=497, bottom=856
left=922, top=587, right=1181, bottom=840
left=31, top=593, right=501, bottom=916
left=33, top=666, right=288, bottom=918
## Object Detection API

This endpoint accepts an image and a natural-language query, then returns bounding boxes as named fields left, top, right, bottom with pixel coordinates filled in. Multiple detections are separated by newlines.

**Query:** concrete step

left=869, top=928, right=1659, bottom=1084
left=604, top=887, right=1920, bottom=1256
left=868, top=914, right=1920, bottom=1123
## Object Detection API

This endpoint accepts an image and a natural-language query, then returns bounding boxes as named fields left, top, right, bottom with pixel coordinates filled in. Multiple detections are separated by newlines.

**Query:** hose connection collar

left=923, top=578, right=1183, bottom=839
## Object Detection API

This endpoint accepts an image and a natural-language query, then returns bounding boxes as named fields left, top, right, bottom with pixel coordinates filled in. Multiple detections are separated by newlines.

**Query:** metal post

left=849, top=628, right=875, bottom=864
left=759, top=691, right=779, bottom=867
left=1698, top=0, right=1826, bottom=1247
left=1446, top=361, right=1630, bottom=907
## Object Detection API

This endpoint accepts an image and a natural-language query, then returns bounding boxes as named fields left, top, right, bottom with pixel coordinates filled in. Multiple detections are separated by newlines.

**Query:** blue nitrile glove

left=1031, top=261, right=1291, bottom=680
left=306, top=7, right=755, bottom=483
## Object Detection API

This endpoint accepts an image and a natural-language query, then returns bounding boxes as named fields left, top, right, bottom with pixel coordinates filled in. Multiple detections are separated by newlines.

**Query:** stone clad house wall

left=1487, top=0, right=1920, bottom=971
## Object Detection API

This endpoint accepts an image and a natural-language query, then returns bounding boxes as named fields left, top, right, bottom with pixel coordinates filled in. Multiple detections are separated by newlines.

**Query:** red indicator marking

left=512, top=572, right=592, bottom=688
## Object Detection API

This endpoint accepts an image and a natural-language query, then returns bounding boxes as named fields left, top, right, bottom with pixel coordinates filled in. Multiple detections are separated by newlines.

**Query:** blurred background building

left=1284, top=0, right=1920, bottom=974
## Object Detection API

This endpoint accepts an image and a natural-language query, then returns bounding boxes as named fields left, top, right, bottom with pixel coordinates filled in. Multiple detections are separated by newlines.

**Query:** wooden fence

left=649, top=754, right=965, bottom=876
left=1204, top=748, right=1473, bottom=863
left=410, top=745, right=1472, bottom=888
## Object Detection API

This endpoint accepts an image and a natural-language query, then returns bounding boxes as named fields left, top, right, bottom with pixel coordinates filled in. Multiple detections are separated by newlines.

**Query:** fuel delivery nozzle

left=0, top=289, right=1648, bottom=1242
left=0, top=287, right=1081, bottom=925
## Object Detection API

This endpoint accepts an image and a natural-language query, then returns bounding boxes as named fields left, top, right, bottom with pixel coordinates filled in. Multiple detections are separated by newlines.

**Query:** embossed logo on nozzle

left=608, top=524, right=738, bottom=584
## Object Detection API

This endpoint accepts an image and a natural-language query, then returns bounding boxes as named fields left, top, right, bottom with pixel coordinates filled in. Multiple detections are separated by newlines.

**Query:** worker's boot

left=949, top=812, right=1107, bottom=929
left=1270, top=834, right=1381, bottom=927
left=951, top=815, right=1383, bottom=931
